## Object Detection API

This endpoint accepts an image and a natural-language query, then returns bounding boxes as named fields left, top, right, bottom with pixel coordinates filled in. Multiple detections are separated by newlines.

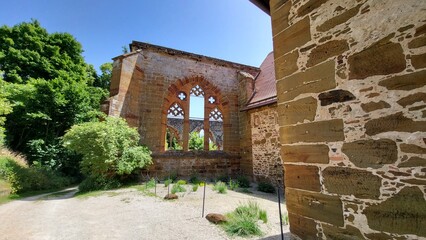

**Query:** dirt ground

left=0, top=183, right=291, bottom=240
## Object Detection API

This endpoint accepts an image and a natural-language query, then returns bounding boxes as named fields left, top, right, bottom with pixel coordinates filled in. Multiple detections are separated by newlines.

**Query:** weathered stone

left=300, top=44, right=316, bottom=52
left=408, top=35, right=426, bottom=49
left=318, top=89, right=356, bottom=106
left=164, top=193, right=178, bottom=200
left=323, top=167, right=381, bottom=199
left=414, top=23, right=426, bottom=37
left=307, top=40, right=349, bottom=67
left=281, top=144, right=329, bottom=163
left=271, top=0, right=291, bottom=36
left=286, top=187, right=344, bottom=227
left=280, top=119, right=344, bottom=144
left=285, top=164, right=320, bottom=192
left=397, top=93, right=426, bottom=107
left=409, top=105, right=426, bottom=111
left=361, top=101, right=391, bottom=112
left=297, top=0, right=328, bottom=17
left=398, top=157, right=426, bottom=168
left=365, top=112, right=426, bottom=135
left=288, top=213, right=318, bottom=240
left=342, top=139, right=397, bottom=168
left=400, top=143, right=426, bottom=154
left=400, top=178, right=426, bottom=185
left=411, top=53, right=426, bottom=69
left=379, top=70, right=426, bottom=90
left=206, top=213, right=227, bottom=224
left=317, top=4, right=362, bottom=32
left=364, top=187, right=426, bottom=237
left=365, top=232, right=397, bottom=240
left=398, top=24, right=415, bottom=33
left=322, top=224, right=364, bottom=240
left=277, top=60, right=336, bottom=103
left=348, top=42, right=405, bottom=80
left=273, top=17, right=311, bottom=57
left=278, top=97, right=317, bottom=125
left=275, top=50, right=299, bottom=79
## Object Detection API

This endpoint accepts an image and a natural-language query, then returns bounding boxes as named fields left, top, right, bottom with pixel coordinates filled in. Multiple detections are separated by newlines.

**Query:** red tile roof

left=244, top=52, right=276, bottom=110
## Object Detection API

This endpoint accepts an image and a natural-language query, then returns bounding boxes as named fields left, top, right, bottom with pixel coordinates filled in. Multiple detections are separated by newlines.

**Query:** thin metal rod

left=277, top=184, right=284, bottom=240
left=202, top=179, right=206, bottom=217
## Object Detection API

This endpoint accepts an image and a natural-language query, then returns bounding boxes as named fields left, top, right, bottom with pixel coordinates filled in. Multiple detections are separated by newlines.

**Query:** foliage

left=188, top=131, right=203, bottom=150
left=164, top=179, right=172, bottom=187
left=228, top=179, right=239, bottom=191
left=0, top=78, right=12, bottom=145
left=78, top=176, right=121, bottom=193
left=93, top=62, right=112, bottom=90
left=282, top=213, right=289, bottom=225
left=171, top=182, right=186, bottom=194
left=63, top=117, right=152, bottom=190
left=188, top=173, right=200, bottom=184
left=146, top=178, right=156, bottom=189
left=221, top=201, right=266, bottom=237
left=216, top=174, right=229, bottom=183
left=213, top=181, right=227, bottom=194
left=257, top=181, right=275, bottom=193
left=192, top=184, right=199, bottom=192
left=237, top=176, right=250, bottom=188
left=176, top=179, right=186, bottom=185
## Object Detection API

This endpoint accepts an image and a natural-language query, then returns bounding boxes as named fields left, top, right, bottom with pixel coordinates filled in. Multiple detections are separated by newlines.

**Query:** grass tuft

left=213, top=181, right=227, bottom=194
left=221, top=201, right=267, bottom=237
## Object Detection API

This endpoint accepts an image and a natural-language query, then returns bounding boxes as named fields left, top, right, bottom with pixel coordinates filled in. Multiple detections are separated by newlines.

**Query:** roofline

left=249, top=0, right=270, bottom=15
left=113, top=41, right=260, bottom=72
left=241, top=96, right=277, bottom=111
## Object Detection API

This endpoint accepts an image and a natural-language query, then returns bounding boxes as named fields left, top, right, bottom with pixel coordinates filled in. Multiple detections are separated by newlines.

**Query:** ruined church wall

left=270, top=0, right=426, bottom=238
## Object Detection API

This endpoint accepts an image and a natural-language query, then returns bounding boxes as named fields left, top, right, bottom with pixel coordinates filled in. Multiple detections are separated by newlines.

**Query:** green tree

left=63, top=117, right=152, bottom=181
left=189, top=131, right=204, bottom=150
left=93, top=62, right=112, bottom=90
left=0, top=77, right=12, bottom=145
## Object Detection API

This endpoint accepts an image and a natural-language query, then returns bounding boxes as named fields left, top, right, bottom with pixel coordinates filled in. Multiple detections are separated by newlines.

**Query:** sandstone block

left=379, top=70, right=426, bottom=90
left=275, top=50, right=299, bottom=79
left=414, top=23, right=426, bottom=37
left=164, top=193, right=178, bottom=200
left=323, top=167, right=381, bottom=199
left=342, top=139, right=397, bottom=168
left=271, top=0, right=291, bottom=36
left=288, top=213, right=318, bottom=240
left=408, top=35, right=426, bottom=49
left=206, top=213, right=227, bottom=224
left=286, top=187, right=344, bottom=227
left=364, top=187, right=426, bottom=237
left=317, top=4, right=362, bottom=32
left=365, top=112, right=426, bottom=136
left=285, top=164, right=320, bottom=192
left=277, top=60, right=336, bottom=103
left=397, top=93, right=426, bottom=107
left=307, top=40, right=349, bottom=67
left=278, top=97, right=317, bottom=125
left=411, top=53, right=426, bottom=70
left=322, top=224, right=364, bottom=240
left=348, top=42, right=405, bottom=80
left=361, top=101, right=391, bottom=112
left=400, top=143, right=426, bottom=154
left=297, top=0, right=328, bottom=17
left=273, top=17, right=311, bottom=58
left=281, top=144, right=329, bottom=164
left=280, top=119, right=344, bottom=144
left=318, top=89, right=355, bottom=106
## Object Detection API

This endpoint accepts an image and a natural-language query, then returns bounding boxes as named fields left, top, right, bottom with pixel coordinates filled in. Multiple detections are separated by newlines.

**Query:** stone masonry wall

left=269, top=0, right=426, bottom=239
left=249, top=104, right=282, bottom=184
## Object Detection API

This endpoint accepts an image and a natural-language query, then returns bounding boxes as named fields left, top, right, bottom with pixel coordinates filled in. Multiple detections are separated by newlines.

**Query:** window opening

left=189, top=85, right=204, bottom=150
left=166, top=102, right=184, bottom=150
left=209, top=107, right=223, bottom=150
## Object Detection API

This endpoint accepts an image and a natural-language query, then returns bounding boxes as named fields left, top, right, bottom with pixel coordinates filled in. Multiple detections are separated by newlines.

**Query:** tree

left=189, top=131, right=204, bottom=150
left=0, top=77, right=12, bottom=145
left=63, top=117, right=152, bottom=180
left=93, top=62, right=112, bottom=90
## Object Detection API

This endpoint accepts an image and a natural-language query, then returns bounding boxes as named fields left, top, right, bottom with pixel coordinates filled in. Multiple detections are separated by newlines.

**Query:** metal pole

left=202, top=179, right=206, bottom=217
left=277, top=180, right=284, bottom=240
left=154, top=177, right=157, bottom=196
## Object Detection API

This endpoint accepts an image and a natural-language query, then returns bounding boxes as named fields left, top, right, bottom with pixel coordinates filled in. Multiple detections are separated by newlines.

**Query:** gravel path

left=0, top=184, right=291, bottom=240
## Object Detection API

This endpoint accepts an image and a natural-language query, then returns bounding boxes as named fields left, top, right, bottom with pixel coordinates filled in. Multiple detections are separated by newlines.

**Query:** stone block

left=348, top=42, right=405, bottom=80
left=273, top=17, right=311, bottom=58
left=365, top=112, right=426, bottom=136
left=342, top=139, right=397, bottom=168
left=277, top=60, right=336, bottom=103
left=397, top=93, right=426, bottom=107
left=297, top=0, right=328, bottom=17
left=364, top=187, right=426, bottom=237
left=411, top=53, right=426, bottom=69
left=281, top=144, right=329, bottom=163
left=408, top=35, right=426, bottom=49
left=277, top=97, right=317, bottom=125
left=285, top=164, right=321, bottom=192
left=288, top=213, right=318, bottom=240
left=317, top=4, right=362, bottom=32
left=275, top=50, right=299, bottom=79
left=318, top=89, right=355, bottom=106
left=206, top=213, right=227, bottom=224
left=361, top=101, right=391, bottom=112
left=322, top=224, right=364, bottom=240
left=400, top=143, right=426, bottom=154
left=286, top=187, right=344, bottom=227
left=414, top=23, right=426, bottom=37
left=379, top=70, right=426, bottom=90
left=323, top=167, right=381, bottom=199
left=280, top=119, right=344, bottom=144
left=271, top=0, right=291, bottom=36
left=398, top=157, right=425, bottom=168
left=307, top=40, right=349, bottom=67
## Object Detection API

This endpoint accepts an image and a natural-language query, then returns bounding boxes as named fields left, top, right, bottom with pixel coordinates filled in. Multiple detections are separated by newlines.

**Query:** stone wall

left=249, top=104, right=282, bottom=184
left=269, top=0, right=426, bottom=238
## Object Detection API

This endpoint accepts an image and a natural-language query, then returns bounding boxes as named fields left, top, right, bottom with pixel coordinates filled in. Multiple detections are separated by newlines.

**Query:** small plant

left=146, top=178, right=156, bottom=189
left=199, top=181, right=205, bottom=187
left=239, top=188, right=252, bottom=194
left=228, top=179, right=239, bottom=190
left=169, top=172, right=178, bottom=183
left=221, top=201, right=267, bottom=237
left=164, top=179, right=172, bottom=187
left=282, top=213, right=289, bottom=225
left=257, top=181, right=275, bottom=193
left=259, top=209, right=268, bottom=223
left=171, top=183, right=186, bottom=194
left=237, top=176, right=250, bottom=188
left=216, top=174, right=229, bottom=183
left=176, top=179, right=186, bottom=185
left=192, top=184, right=199, bottom=192
left=213, top=181, right=227, bottom=194
left=189, top=174, right=200, bottom=184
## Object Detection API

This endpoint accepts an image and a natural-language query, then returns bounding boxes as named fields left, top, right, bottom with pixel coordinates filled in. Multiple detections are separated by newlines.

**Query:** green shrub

left=221, top=201, right=266, bottom=237
left=192, top=184, right=199, bottom=192
left=228, top=179, right=239, bottom=190
left=146, top=178, right=156, bottom=189
left=176, top=179, right=186, bottom=185
left=213, top=181, right=227, bottom=194
left=78, top=176, right=121, bottom=193
left=257, top=182, right=275, bottom=193
left=282, top=213, right=289, bottom=225
left=189, top=174, right=200, bottom=184
left=216, top=174, right=229, bottom=183
left=237, top=176, right=250, bottom=188
left=164, top=179, right=172, bottom=187
left=171, top=183, right=186, bottom=194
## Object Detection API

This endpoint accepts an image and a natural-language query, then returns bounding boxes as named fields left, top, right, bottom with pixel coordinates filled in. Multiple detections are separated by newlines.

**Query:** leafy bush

left=257, top=182, right=275, bottom=193
left=213, top=181, right=227, bottom=194
left=222, top=201, right=266, bottom=237
left=146, top=178, right=156, bottom=189
left=63, top=117, right=152, bottom=191
left=176, top=179, right=186, bottom=185
left=192, top=184, right=199, bottom=192
left=78, top=176, right=121, bottom=193
left=171, top=183, right=186, bottom=194
left=189, top=173, right=200, bottom=184
left=228, top=179, right=239, bottom=190
left=164, top=179, right=172, bottom=187
left=237, top=176, right=250, bottom=188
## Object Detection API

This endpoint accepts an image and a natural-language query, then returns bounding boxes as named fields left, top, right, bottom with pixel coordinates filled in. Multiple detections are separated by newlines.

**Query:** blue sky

left=0, top=0, right=272, bottom=71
